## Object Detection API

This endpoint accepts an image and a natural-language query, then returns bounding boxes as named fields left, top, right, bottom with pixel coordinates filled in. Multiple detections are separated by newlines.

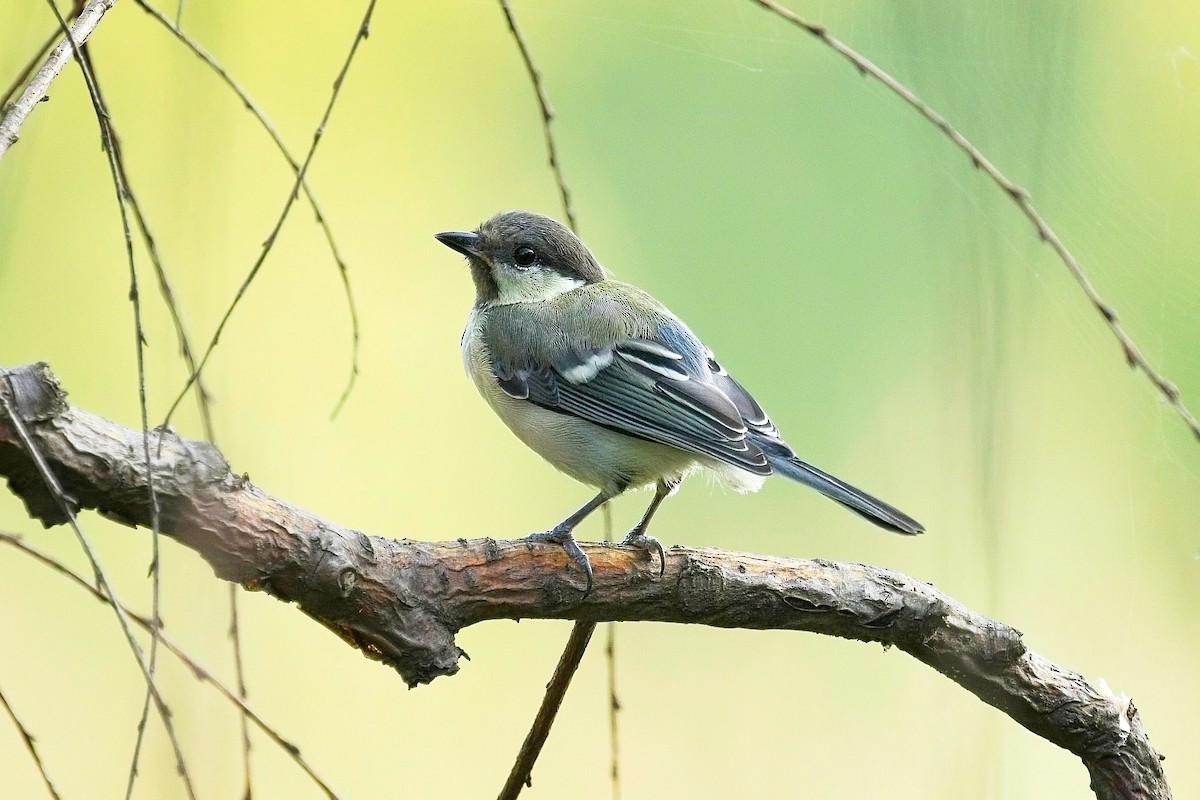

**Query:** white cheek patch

left=492, top=267, right=584, bottom=305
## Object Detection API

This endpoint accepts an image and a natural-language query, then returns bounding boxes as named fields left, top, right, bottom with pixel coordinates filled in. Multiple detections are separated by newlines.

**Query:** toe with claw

left=525, top=527, right=594, bottom=597
left=621, top=529, right=666, bottom=577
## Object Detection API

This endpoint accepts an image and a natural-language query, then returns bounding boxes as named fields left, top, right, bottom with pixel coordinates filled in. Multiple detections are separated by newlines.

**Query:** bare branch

left=495, top=9, right=595, bottom=792
left=497, top=622, right=596, bottom=800
left=70, top=39, right=250, bottom=789
left=90, top=90, right=262, bottom=794
left=496, top=0, right=578, bottom=231
left=0, top=0, right=114, bottom=160
left=749, top=0, right=1200, bottom=444
left=0, top=532, right=343, bottom=800
left=81, top=64, right=259, bottom=786
left=0, top=362, right=1171, bottom=800
left=227, top=583, right=253, bottom=800
left=163, top=0, right=377, bottom=426
left=130, top=186, right=219, bottom=439
left=497, top=515, right=611, bottom=800
left=132, top=0, right=362, bottom=417
left=1, top=27, right=62, bottom=112
left=605, top=620, right=620, bottom=800
left=0, top=682, right=62, bottom=800
left=601, top=502, right=620, bottom=800
left=26, top=1, right=186, bottom=792
left=34, top=4, right=169, bottom=790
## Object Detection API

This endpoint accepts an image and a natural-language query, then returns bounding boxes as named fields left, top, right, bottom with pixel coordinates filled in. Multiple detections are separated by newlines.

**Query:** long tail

left=761, top=446, right=924, bottom=535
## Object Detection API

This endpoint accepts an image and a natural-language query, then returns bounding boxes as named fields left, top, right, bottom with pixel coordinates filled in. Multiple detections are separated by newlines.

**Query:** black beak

left=435, top=230, right=482, bottom=258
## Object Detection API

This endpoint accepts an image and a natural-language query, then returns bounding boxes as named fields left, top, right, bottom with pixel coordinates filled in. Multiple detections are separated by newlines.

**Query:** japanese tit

left=436, top=210, right=922, bottom=595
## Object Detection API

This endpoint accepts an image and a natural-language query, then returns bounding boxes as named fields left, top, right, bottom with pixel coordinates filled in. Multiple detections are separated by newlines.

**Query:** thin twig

left=750, top=0, right=1200, bottom=444
left=144, top=0, right=370, bottom=423
left=133, top=0, right=360, bottom=418
left=131, top=193, right=219, bottom=436
left=64, top=46, right=159, bottom=799
left=0, top=27, right=61, bottom=112
left=228, top=583, right=253, bottom=799
left=601, top=502, right=620, bottom=800
left=115, top=103, right=259, bottom=800
left=496, top=0, right=577, bottom=231
left=497, top=621, right=597, bottom=800
left=126, top=152, right=256, bottom=800
left=101, top=97, right=260, bottom=791
left=0, top=532, right=343, bottom=800
left=0, top=0, right=114, bottom=160
left=493, top=10, right=604, bottom=793
left=36, top=22, right=164, bottom=798
left=78, top=46, right=249, bottom=789
left=0, top=377, right=196, bottom=800
left=605, top=621, right=620, bottom=800
left=0, top=682, right=62, bottom=800
left=37, top=3, right=182, bottom=796
left=494, top=9, right=601, bottom=794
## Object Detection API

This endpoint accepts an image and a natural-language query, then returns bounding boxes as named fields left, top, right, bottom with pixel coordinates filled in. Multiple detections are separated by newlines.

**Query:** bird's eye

left=513, top=246, right=537, bottom=267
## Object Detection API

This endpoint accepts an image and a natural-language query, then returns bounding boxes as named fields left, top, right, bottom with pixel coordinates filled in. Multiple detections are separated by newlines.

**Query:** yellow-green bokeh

left=2, top=1, right=1198, bottom=798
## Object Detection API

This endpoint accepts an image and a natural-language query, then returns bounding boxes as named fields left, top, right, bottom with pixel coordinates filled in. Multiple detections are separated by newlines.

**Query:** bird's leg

left=621, top=479, right=677, bottom=576
left=526, top=487, right=616, bottom=596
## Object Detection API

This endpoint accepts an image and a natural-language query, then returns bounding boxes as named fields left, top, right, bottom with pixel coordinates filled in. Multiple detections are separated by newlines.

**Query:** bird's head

left=436, top=210, right=605, bottom=307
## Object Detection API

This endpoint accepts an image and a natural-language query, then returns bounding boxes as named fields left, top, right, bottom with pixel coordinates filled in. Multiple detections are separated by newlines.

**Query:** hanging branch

left=75, top=52, right=257, bottom=787
left=132, top=0, right=362, bottom=417
left=749, top=0, right=1200, bottom=444
left=0, top=532, right=343, bottom=800
left=496, top=0, right=578, bottom=232
left=601, top=502, right=621, bottom=800
left=0, top=362, right=1170, bottom=800
left=1, top=26, right=63, bottom=111
left=0, top=683, right=62, bottom=800
left=21, top=2, right=192, bottom=795
left=162, top=0, right=378, bottom=426
left=493, top=4, right=606, bottom=796
left=496, top=623, right=596, bottom=800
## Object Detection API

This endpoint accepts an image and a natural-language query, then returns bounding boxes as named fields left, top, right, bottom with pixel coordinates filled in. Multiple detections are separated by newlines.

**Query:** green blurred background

left=2, top=1, right=1198, bottom=797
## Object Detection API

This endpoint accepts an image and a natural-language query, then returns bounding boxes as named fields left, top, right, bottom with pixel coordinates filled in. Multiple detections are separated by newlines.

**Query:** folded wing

left=490, top=332, right=772, bottom=476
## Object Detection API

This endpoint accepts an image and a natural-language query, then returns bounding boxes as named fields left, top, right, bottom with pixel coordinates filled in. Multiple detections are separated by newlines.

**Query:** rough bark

left=0, top=363, right=1170, bottom=799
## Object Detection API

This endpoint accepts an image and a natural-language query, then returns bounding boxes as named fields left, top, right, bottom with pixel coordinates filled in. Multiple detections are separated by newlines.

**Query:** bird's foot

left=525, top=527, right=593, bottom=597
left=621, top=529, right=666, bottom=577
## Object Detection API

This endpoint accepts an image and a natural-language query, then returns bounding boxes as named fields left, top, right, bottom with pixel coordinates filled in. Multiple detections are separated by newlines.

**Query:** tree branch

left=749, top=0, right=1200, bottom=445
left=132, top=0, right=362, bottom=419
left=162, top=0, right=377, bottom=426
left=497, top=621, right=595, bottom=800
left=0, top=682, right=62, bottom=800
left=0, top=531, right=342, bottom=800
left=0, top=362, right=1170, bottom=800
left=496, top=0, right=577, bottom=232
left=0, top=0, right=115, bottom=161
left=1, top=26, right=63, bottom=112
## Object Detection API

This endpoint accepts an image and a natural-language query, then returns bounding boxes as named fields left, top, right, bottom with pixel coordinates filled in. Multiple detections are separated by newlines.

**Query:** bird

left=436, top=210, right=923, bottom=595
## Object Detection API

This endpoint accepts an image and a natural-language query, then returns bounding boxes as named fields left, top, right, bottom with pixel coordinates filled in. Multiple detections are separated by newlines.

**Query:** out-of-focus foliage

left=1, top=1, right=1197, bottom=798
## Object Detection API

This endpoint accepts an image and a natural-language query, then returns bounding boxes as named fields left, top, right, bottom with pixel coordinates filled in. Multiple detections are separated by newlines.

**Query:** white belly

left=462, top=311, right=704, bottom=492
